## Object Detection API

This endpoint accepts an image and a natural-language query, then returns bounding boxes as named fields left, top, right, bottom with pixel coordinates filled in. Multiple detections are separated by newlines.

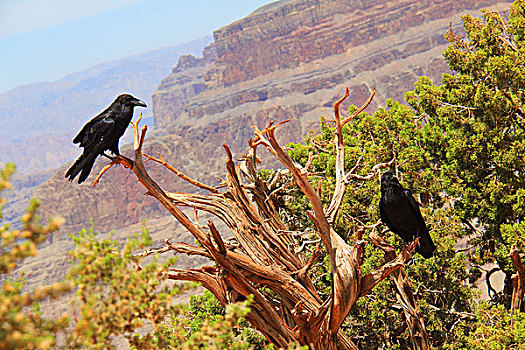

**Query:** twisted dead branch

left=370, top=232, right=430, bottom=349
left=93, top=88, right=425, bottom=349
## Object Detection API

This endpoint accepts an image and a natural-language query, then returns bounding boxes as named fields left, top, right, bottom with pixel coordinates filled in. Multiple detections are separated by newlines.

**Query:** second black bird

left=65, top=94, right=147, bottom=184
left=379, top=169, right=436, bottom=259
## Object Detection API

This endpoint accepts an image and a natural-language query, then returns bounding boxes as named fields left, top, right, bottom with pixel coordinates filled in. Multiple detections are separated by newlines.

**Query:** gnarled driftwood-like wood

left=94, top=89, right=427, bottom=349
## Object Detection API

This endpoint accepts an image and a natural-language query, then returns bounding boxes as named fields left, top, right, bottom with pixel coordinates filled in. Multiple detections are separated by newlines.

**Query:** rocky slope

left=2, top=168, right=56, bottom=229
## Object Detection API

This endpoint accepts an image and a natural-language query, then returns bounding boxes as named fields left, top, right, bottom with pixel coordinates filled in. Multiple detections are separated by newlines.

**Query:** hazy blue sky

left=0, top=0, right=274, bottom=93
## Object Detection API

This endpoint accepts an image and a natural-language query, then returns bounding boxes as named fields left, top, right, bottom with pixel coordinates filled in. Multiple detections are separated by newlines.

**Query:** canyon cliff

left=153, top=0, right=509, bottom=132
left=36, top=0, right=510, bottom=241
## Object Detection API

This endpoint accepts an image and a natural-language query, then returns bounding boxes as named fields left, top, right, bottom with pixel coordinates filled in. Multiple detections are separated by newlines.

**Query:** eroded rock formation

left=38, top=0, right=511, bottom=236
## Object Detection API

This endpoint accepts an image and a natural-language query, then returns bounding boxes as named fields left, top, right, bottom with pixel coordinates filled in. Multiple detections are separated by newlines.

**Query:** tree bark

left=509, top=244, right=525, bottom=327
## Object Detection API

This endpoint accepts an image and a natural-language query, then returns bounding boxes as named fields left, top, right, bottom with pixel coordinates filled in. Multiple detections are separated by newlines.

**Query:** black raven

left=65, top=94, right=146, bottom=184
left=379, top=170, right=436, bottom=259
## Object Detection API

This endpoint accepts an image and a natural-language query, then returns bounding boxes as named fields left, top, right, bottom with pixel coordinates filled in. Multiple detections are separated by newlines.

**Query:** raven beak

left=134, top=99, right=147, bottom=108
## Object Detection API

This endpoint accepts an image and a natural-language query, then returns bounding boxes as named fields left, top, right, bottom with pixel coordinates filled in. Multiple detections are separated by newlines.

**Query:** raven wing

left=379, top=199, right=395, bottom=234
left=73, top=112, right=115, bottom=151
left=73, top=108, right=112, bottom=145
left=403, top=189, right=427, bottom=230
left=403, top=188, right=436, bottom=258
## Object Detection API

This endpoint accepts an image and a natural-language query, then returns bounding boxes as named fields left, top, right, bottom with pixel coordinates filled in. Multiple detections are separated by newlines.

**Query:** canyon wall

left=38, top=0, right=511, bottom=236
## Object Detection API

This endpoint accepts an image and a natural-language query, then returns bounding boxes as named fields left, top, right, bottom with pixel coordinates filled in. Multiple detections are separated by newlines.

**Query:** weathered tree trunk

left=509, top=244, right=525, bottom=328
left=95, top=88, right=424, bottom=349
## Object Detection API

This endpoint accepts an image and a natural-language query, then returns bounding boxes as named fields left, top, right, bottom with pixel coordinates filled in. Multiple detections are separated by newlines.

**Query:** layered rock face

left=155, top=0, right=509, bottom=135
left=152, top=45, right=216, bottom=129
left=207, top=0, right=501, bottom=88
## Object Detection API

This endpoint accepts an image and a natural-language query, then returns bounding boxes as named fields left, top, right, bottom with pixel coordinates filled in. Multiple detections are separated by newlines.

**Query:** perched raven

left=65, top=94, right=146, bottom=184
left=379, top=170, right=436, bottom=259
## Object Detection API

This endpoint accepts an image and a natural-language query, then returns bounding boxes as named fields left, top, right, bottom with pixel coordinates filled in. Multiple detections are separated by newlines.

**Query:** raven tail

left=65, top=153, right=97, bottom=184
left=417, top=230, right=436, bottom=259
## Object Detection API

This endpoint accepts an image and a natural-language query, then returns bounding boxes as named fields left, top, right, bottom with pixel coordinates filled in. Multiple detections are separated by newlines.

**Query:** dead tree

left=95, top=88, right=426, bottom=349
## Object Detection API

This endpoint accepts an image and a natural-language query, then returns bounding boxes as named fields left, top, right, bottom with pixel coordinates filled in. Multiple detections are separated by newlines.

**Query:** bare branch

left=341, top=87, right=376, bottom=127
left=345, top=158, right=395, bottom=182
left=208, top=221, right=226, bottom=255
left=292, top=247, right=323, bottom=282
left=93, top=92, right=427, bottom=350
left=360, top=238, right=418, bottom=297
left=439, top=101, right=478, bottom=110
left=326, top=87, right=376, bottom=224
left=143, top=152, right=219, bottom=193
left=296, top=239, right=321, bottom=254
left=498, top=35, right=518, bottom=51
left=258, top=121, right=332, bottom=248
left=91, top=159, right=118, bottom=187
left=132, top=239, right=211, bottom=259
left=369, top=232, right=430, bottom=349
